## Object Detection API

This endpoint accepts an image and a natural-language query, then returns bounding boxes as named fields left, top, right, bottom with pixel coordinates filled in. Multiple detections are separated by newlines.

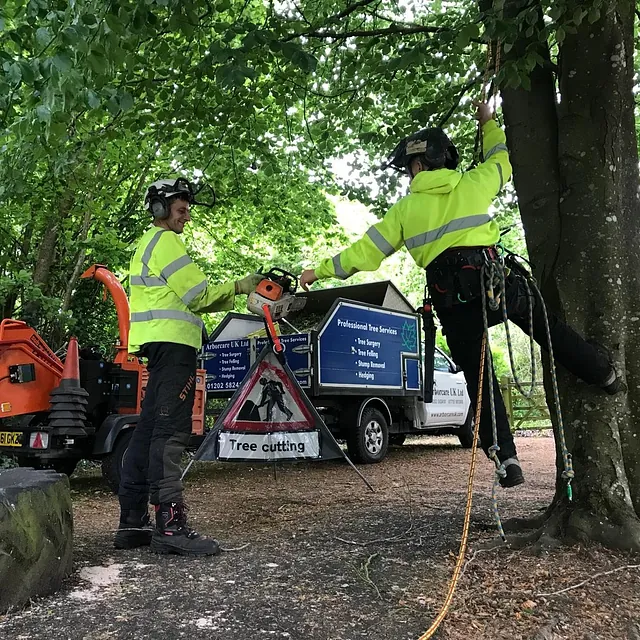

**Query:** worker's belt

left=425, top=246, right=498, bottom=308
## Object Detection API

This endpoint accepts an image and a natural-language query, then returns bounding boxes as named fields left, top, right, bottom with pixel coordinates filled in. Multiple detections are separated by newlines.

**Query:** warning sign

left=221, top=353, right=313, bottom=432
left=195, top=346, right=344, bottom=463
left=218, top=431, right=320, bottom=460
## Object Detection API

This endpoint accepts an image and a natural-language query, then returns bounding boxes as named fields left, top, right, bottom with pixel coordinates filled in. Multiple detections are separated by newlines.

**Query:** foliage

left=0, top=1, right=637, bottom=360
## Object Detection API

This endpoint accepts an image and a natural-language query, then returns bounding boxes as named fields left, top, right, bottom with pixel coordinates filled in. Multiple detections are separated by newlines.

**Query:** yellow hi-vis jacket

left=314, top=120, right=512, bottom=281
left=128, top=227, right=235, bottom=353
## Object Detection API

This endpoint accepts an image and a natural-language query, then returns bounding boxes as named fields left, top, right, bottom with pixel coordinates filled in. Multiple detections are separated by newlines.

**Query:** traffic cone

left=47, top=337, right=90, bottom=436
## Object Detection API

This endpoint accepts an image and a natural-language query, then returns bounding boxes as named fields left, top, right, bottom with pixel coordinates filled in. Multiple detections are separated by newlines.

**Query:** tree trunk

left=500, top=1, right=640, bottom=549
left=22, top=192, right=74, bottom=328
left=61, top=208, right=93, bottom=314
left=32, top=193, right=74, bottom=288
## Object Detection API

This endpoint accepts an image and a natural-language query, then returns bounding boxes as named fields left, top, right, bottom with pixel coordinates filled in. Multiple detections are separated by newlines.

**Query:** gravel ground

left=1, top=435, right=639, bottom=640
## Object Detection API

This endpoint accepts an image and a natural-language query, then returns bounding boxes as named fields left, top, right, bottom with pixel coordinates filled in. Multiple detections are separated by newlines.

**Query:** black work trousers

left=431, top=269, right=611, bottom=462
left=119, top=342, right=196, bottom=511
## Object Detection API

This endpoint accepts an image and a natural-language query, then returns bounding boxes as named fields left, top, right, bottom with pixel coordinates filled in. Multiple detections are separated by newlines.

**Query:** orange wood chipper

left=0, top=265, right=207, bottom=491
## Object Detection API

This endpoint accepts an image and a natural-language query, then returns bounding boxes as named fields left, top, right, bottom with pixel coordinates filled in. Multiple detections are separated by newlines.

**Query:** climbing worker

left=300, top=101, right=622, bottom=488
left=114, top=177, right=263, bottom=555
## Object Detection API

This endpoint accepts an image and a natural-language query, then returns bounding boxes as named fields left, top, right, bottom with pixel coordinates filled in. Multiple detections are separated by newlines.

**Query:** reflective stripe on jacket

left=128, top=227, right=235, bottom=353
left=314, top=120, right=512, bottom=280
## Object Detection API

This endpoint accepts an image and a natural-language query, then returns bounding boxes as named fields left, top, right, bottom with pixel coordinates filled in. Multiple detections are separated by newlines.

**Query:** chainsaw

left=247, top=268, right=307, bottom=322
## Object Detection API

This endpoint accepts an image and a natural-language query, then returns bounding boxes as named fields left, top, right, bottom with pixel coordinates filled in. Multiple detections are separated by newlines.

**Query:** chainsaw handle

left=259, top=267, right=298, bottom=294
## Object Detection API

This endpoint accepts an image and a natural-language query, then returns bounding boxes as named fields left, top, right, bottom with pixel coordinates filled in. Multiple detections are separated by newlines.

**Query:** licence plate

left=0, top=431, right=22, bottom=447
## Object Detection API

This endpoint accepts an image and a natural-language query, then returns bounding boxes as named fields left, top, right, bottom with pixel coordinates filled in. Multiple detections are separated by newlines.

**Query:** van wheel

left=457, top=408, right=475, bottom=449
left=389, top=434, right=406, bottom=446
left=101, top=429, right=133, bottom=494
left=346, top=407, right=389, bottom=464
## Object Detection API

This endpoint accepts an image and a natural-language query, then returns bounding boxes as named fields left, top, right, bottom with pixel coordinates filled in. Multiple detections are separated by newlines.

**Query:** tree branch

left=286, top=23, right=452, bottom=41
left=438, top=75, right=482, bottom=127
left=536, top=564, right=640, bottom=597
left=323, top=0, right=381, bottom=26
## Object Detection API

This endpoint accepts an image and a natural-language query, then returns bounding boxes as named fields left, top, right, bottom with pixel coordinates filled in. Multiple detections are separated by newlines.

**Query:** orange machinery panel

left=192, top=368, right=207, bottom=436
left=0, top=320, right=64, bottom=418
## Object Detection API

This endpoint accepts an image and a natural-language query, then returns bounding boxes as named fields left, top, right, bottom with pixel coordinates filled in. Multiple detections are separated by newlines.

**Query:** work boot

left=499, top=458, right=525, bottom=488
left=588, top=340, right=626, bottom=395
left=150, top=502, right=220, bottom=557
left=114, top=509, right=154, bottom=549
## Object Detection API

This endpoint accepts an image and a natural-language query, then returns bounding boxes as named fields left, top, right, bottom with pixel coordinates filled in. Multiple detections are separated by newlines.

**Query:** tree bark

left=500, top=0, right=640, bottom=548
left=32, top=192, right=74, bottom=289
left=22, top=192, right=74, bottom=329
left=555, top=1, right=640, bottom=540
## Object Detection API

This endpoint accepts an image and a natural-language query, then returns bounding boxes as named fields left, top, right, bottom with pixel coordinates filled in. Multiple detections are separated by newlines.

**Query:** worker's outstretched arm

left=460, top=102, right=513, bottom=205
left=152, top=232, right=236, bottom=313
left=302, top=206, right=403, bottom=290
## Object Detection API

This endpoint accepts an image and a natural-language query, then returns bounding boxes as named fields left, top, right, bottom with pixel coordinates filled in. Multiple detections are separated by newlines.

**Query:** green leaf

left=61, top=26, right=80, bottom=45
left=588, top=8, right=600, bottom=23
left=88, top=52, right=108, bottom=75
left=49, top=121, right=67, bottom=138
left=7, top=62, right=21, bottom=84
left=36, top=104, right=52, bottom=122
left=82, top=13, right=98, bottom=26
left=106, top=96, right=120, bottom=115
left=455, top=23, right=479, bottom=50
left=86, top=89, right=101, bottom=109
left=503, top=42, right=513, bottom=53
left=52, top=53, right=72, bottom=73
left=18, top=60, right=34, bottom=84
left=119, top=92, right=134, bottom=111
left=292, top=50, right=317, bottom=74
left=573, top=8, right=586, bottom=25
left=556, top=26, right=565, bottom=44
left=35, top=26, right=52, bottom=47
left=106, top=13, right=124, bottom=34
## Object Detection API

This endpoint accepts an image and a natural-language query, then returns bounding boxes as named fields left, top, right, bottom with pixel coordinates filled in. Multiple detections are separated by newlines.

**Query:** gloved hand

left=235, top=273, right=263, bottom=295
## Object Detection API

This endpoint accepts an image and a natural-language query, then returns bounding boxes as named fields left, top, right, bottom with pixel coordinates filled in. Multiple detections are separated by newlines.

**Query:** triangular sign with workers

left=192, top=344, right=372, bottom=489
left=195, top=345, right=344, bottom=463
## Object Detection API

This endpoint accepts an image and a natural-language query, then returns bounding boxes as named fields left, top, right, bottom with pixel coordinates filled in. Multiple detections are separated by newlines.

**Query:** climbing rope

left=417, top=332, right=487, bottom=640
left=480, top=261, right=507, bottom=542
left=485, top=251, right=575, bottom=501
left=524, top=270, right=574, bottom=498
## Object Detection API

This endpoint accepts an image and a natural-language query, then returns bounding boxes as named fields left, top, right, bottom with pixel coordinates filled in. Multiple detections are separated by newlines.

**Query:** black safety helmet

left=382, top=127, right=459, bottom=174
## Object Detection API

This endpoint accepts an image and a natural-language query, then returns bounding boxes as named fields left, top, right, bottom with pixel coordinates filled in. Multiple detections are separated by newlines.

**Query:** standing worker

left=114, top=177, right=262, bottom=556
left=300, top=102, right=622, bottom=488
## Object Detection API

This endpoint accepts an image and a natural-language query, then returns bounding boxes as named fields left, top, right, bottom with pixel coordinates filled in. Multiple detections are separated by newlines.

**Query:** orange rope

left=417, top=331, right=488, bottom=640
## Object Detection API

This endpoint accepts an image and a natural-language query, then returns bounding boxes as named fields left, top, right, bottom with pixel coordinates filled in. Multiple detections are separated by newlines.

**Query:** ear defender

left=150, top=196, right=169, bottom=219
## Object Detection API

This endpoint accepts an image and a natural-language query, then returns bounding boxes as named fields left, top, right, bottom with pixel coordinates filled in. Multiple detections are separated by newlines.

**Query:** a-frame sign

left=192, top=345, right=372, bottom=490
left=195, top=345, right=344, bottom=463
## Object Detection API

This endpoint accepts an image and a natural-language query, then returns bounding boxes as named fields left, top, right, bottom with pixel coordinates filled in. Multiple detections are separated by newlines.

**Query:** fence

left=500, top=376, right=551, bottom=431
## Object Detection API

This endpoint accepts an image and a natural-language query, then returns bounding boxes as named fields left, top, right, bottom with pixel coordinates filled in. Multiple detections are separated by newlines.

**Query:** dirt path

left=2, top=436, right=639, bottom=639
